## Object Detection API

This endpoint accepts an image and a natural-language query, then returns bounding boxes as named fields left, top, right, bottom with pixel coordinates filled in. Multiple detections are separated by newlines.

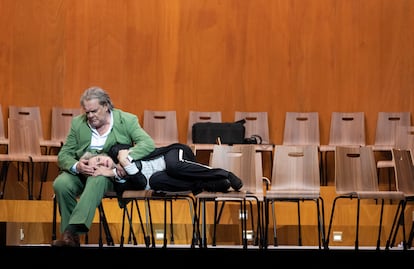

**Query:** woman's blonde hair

left=80, top=151, right=108, bottom=160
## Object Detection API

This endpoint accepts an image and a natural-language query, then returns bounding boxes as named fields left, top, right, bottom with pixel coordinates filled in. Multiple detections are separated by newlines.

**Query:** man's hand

left=117, top=149, right=130, bottom=167
left=77, top=158, right=95, bottom=176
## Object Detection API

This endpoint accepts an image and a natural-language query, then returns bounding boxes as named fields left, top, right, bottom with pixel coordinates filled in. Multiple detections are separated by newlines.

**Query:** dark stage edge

left=1, top=245, right=414, bottom=267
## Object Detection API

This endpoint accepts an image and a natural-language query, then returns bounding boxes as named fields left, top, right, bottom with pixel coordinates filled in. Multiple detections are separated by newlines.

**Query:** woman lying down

left=83, top=143, right=243, bottom=195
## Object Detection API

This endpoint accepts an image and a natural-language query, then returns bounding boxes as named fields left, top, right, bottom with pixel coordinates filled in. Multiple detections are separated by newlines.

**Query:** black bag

left=243, top=134, right=263, bottom=144
left=192, top=119, right=246, bottom=144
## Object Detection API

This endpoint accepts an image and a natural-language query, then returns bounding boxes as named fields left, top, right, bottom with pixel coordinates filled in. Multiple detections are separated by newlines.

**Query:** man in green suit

left=52, top=86, right=155, bottom=247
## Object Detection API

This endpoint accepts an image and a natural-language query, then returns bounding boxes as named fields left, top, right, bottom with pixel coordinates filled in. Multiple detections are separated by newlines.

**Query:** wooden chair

left=8, top=106, right=60, bottom=154
left=119, top=189, right=199, bottom=248
left=263, top=145, right=325, bottom=249
left=48, top=107, right=82, bottom=154
left=387, top=148, right=414, bottom=249
left=0, top=105, right=8, bottom=152
left=0, top=118, right=57, bottom=200
left=372, top=112, right=411, bottom=190
left=195, top=144, right=264, bottom=249
left=282, top=112, right=320, bottom=146
left=319, top=112, right=366, bottom=185
left=234, top=111, right=270, bottom=144
left=187, top=111, right=222, bottom=153
left=235, top=111, right=274, bottom=175
left=282, top=112, right=322, bottom=186
left=187, top=111, right=222, bottom=144
left=143, top=110, right=179, bottom=147
left=324, top=146, right=405, bottom=250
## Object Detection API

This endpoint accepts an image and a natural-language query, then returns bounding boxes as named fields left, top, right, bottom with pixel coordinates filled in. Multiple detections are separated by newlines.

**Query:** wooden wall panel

left=0, top=0, right=413, bottom=146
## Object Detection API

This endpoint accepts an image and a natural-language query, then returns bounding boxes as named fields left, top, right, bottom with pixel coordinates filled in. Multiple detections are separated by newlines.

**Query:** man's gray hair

left=80, top=86, right=114, bottom=110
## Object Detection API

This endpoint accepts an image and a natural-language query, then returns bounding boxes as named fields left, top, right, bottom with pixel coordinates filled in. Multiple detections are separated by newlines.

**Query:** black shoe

left=51, top=230, right=80, bottom=247
left=202, top=179, right=231, bottom=192
left=228, top=172, right=243, bottom=191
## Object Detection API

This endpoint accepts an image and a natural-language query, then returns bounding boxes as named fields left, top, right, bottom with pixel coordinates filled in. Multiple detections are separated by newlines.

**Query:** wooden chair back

left=8, top=117, right=42, bottom=156
left=0, top=104, right=8, bottom=148
left=187, top=111, right=222, bottom=144
left=143, top=110, right=179, bottom=147
left=270, top=145, right=320, bottom=195
left=334, top=146, right=379, bottom=194
left=8, top=105, right=44, bottom=141
left=392, top=148, right=414, bottom=196
left=394, top=125, right=414, bottom=150
left=234, top=111, right=270, bottom=144
left=282, top=112, right=320, bottom=146
left=328, top=112, right=366, bottom=146
left=211, top=144, right=257, bottom=193
left=373, top=112, right=411, bottom=150
left=51, top=107, right=82, bottom=144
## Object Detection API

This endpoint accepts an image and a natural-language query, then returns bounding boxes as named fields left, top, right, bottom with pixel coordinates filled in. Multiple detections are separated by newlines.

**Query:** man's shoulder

left=112, top=109, right=138, bottom=121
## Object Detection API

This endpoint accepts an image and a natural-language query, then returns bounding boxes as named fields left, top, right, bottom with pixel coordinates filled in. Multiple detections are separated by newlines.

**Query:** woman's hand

left=115, top=163, right=126, bottom=177
left=93, top=166, right=116, bottom=177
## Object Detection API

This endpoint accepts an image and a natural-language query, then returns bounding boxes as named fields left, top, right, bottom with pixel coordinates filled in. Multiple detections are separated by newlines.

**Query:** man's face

left=83, top=99, right=108, bottom=129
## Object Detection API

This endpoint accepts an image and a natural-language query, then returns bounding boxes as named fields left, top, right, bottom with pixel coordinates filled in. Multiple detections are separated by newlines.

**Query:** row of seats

left=0, top=107, right=413, bottom=199
left=0, top=108, right=412, bottom=152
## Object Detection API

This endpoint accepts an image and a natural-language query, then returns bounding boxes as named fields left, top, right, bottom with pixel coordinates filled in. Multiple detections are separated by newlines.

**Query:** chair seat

left=121, top=190, right=154, bottom=199
left=266, top=190, right=320, bottom=199
left=377, top=160, right=394, bottom=168
left=356, top=191, right=405, bottom=200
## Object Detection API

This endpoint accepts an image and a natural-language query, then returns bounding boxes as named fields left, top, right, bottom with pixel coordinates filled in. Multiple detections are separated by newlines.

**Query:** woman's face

left=88, top=155, right=115, bottom=169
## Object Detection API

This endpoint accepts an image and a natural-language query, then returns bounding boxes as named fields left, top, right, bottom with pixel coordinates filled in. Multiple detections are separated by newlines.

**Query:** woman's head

left=81, top=152, right=115, bottom=169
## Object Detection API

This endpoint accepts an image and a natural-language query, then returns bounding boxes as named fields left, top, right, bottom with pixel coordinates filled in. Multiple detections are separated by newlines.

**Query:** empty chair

left=282, top=112, right=322, bottom=185
left=373, top=112, right=411, bottom=190
left=319, top=112, right=366, bottom=185
left=282, top=112, right=320, bottom=146
left=263, top=145, right=325, bottom=248
left=235, top=111, right=274, bottom=179
left=8, top=106, right=60, bottom=153
left=0, top=118, right=58, bottom=200
left=324, top=146, right=405, bottom=250
left=143, top=110, right=179, bottom=147
left=0, top=105, right=8, bottom=151
left=48, top=107, right=82, bottom=154
left=387, top=148, right=414, bottom=249
left=373, top=112, right=411, bottom=151
left=376, top=125, right=414, bottom=189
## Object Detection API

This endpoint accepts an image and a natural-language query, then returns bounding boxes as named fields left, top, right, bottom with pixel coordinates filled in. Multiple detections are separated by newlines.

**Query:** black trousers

left=149, top=148, right=230, bottom=192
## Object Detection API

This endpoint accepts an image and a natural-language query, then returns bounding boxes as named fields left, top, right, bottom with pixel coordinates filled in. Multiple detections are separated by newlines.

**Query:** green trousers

left=53, top=171, right=114, bottom=233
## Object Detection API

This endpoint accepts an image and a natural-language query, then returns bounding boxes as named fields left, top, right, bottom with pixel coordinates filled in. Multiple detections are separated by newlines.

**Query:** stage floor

left=1, top=244, right=413, bottom=267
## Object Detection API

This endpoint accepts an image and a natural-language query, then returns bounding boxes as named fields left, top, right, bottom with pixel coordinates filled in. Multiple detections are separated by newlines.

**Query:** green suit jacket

left=57, top=108, right=155, bottom=173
